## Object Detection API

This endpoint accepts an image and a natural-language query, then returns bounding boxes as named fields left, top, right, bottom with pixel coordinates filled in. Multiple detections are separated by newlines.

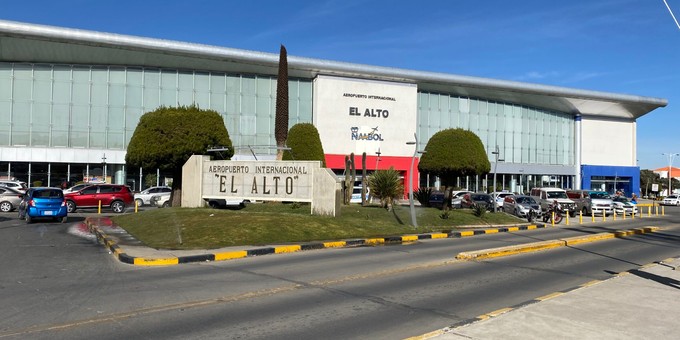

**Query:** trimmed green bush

left=418, top=128, right=490, bottom=186
left=283, top=123, right=326, bottom=167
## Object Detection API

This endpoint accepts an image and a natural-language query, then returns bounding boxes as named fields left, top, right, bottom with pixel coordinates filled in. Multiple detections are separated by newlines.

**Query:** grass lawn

left=111, top=203, right=525, bottom=250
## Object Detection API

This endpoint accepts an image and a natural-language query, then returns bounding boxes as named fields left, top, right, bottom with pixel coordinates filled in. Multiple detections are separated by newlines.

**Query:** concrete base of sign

left=181, top=155, right=340, bottom=216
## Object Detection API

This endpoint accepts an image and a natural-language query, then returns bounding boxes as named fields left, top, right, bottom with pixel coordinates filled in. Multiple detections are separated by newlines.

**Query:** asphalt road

left=1, top=207, right=679, bottom=339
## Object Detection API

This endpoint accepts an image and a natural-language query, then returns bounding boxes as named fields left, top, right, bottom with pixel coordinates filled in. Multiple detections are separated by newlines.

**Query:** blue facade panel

left=581, top=165, right=640, bottom=197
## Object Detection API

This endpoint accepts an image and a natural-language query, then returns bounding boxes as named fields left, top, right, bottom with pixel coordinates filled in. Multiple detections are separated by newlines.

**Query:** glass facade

left=0, top=62, right=313, bottom=188
left=417, top=92, right=576, bottom=192
left=0, top=62, right=313, bottom=151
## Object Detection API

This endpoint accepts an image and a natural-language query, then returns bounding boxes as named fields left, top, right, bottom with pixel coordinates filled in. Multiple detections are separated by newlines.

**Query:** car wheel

left=111, top=200, right=125, bottom=213
left=67, top=201, right=76, bottom=213
left=135, top=198, right=144, bottom=208
left=0, top=201, right=12, bottom=212
left=208, top=201, right=219, bottom=209
left=25, top=214, right=32, bottom=224
left=162, top=201, right=170, bottom=208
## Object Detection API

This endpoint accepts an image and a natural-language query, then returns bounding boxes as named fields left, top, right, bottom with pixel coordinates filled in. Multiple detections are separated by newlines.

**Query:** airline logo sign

left=313, top=75, right=418, bottom=157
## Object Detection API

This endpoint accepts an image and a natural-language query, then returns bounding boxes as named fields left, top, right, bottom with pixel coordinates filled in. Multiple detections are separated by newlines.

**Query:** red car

left=64, top=184, right=134, bottom=213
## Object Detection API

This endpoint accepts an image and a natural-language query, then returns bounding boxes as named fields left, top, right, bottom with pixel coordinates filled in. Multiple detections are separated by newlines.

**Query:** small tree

left=283, top=123, right=325, bottom=166
left=126, top=105, right=233, bottom=207
left=418, top=128, right=490, bottom=210
left=367, top=167, right=404, bottom=211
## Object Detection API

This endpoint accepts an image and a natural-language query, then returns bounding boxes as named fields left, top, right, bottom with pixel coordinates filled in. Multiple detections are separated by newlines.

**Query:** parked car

left=451, top=190, right=472, bottom=209
left=429, top=191, right=445, bottom=208
left=204, top=198, right=246, bottom=209
left=612, top=196, right=638, bottom=215
left=0, top=180, right=28, bottom=193
left=17, top=187, right=68, bottom=223
left=0, top=187, right=24, bottom=212
left=502, top=195, right=542, bottom=218
left=64, top=184, right=134, bottom=213
left=566, top=190, right=613, bottom=216
left=134, top=186, right=172, bottom=207
left=151, top=194, right=171, bottom=208
left=662, top=195, right=680, bottom=206
left=461, top=193, right=494, bottom=210
left=530, top=187, right=577, bottom=217
left=491, top=191, right=513, bottom=210
left=63, top=183, right=90, bottom=194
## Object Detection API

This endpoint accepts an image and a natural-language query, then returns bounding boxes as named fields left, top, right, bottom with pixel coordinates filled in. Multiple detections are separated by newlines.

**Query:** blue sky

left=2, top=0, right=679, bottom=169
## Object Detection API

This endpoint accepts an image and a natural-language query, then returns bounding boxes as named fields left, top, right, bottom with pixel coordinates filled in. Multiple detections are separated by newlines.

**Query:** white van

left=530, top=187, right=577, bottom=217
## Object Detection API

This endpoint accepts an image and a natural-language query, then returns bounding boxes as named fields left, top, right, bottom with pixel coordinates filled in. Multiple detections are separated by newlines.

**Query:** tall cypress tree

left=275, top=44, right=289, bottom=160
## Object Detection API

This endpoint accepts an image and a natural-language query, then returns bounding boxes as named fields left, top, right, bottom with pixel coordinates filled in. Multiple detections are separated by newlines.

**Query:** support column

left=575, top=114, right=582, bottom=190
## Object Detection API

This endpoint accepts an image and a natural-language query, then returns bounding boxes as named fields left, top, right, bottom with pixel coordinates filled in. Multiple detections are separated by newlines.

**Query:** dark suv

left=64, top=184, right=134, bottom=213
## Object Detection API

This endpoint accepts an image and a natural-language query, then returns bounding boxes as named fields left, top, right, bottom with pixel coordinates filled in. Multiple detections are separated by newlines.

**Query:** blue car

left=18, top=187, right=68, bottom=223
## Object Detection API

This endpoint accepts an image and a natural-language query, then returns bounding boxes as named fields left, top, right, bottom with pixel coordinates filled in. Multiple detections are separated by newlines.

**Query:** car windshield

left=472, top=194, right=490, bottom=201
left=614, top=196, right=629, bottom=203
left=589, top=192, right=610, bottom=199
left=546, top=191, right=568, bottom=199
left=516, top=197, right=535, bottom=204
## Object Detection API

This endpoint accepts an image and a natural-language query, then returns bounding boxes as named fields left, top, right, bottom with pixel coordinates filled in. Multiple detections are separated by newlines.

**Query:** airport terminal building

left=0, top=20, right=667, bottom=195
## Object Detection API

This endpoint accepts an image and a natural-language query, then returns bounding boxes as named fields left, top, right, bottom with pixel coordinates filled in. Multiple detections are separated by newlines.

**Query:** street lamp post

left=663, top=152, right=679, bottom=196
left=491, top=145, right=505, bottom=212
left=407, top=134, right=425, bottom=227
left=101, top=153, right=107, bottom=183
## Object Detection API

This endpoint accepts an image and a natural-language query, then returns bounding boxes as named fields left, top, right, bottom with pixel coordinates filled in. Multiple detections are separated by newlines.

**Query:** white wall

left=581, top=118, right=636, bottom=166
left=313, top=75, right=418, bottom=157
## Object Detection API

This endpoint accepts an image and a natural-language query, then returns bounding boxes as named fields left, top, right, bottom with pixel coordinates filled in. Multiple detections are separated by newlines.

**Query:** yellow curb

left=430, top=233, right=449, bottom=239
left=484, top=229, right=499, bottom=234
left=456, top=240, right=564, bottom=260
left=507, top=227, right=520, bottom=232
left=364, top=238, right=385, bottom=246
left=478, top=307, right=513, bottom=320
left=214, top=251, right=248, bottom=261
left=133, top=257, right=180, bottom=266
left=580, top=280, right=602, bottom=287
left=563, top=233, right=615, bottom=245
left=459, top=231, right=475, bottom=237
left=456, top=227, right=659, bottom=260
left=323, top=241, right=347, bottom=248
left=275, top=245, right=302, bottom=254
left=535, top=292, right=564, bottom=301
left=402, top=235, right=419, bottom=242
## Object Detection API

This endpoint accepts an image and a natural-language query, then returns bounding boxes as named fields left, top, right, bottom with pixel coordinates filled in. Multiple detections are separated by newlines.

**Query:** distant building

left=0, top=20, right=668, bottom=195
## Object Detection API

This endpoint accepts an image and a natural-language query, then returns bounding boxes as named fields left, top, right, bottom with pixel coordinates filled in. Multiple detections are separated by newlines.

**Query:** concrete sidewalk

left=425, top=257, right=680, bottom=339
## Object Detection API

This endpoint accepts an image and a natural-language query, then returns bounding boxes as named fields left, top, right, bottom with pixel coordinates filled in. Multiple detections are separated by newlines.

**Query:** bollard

left=662, top=206, right=665, bottom=216
left=603, top=211, right=606, bottom=222
left=623, top=209, right=626, bottom=220
left=591, top=210, right=595, bottom=222
left=552, top=211, right=555, bottom=226
left=632, top=209, right=635, bottom=219
left=98, top=200, right=102, bottom=214
left=579, top=210, right=583, bottom=224
left=135, top=200, right=138, bottom=213
left=648, top=206, right=651, bottom=217
left=565, top=210, right=569, bottom=225
left=613, top=210, right=617, bottom=221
